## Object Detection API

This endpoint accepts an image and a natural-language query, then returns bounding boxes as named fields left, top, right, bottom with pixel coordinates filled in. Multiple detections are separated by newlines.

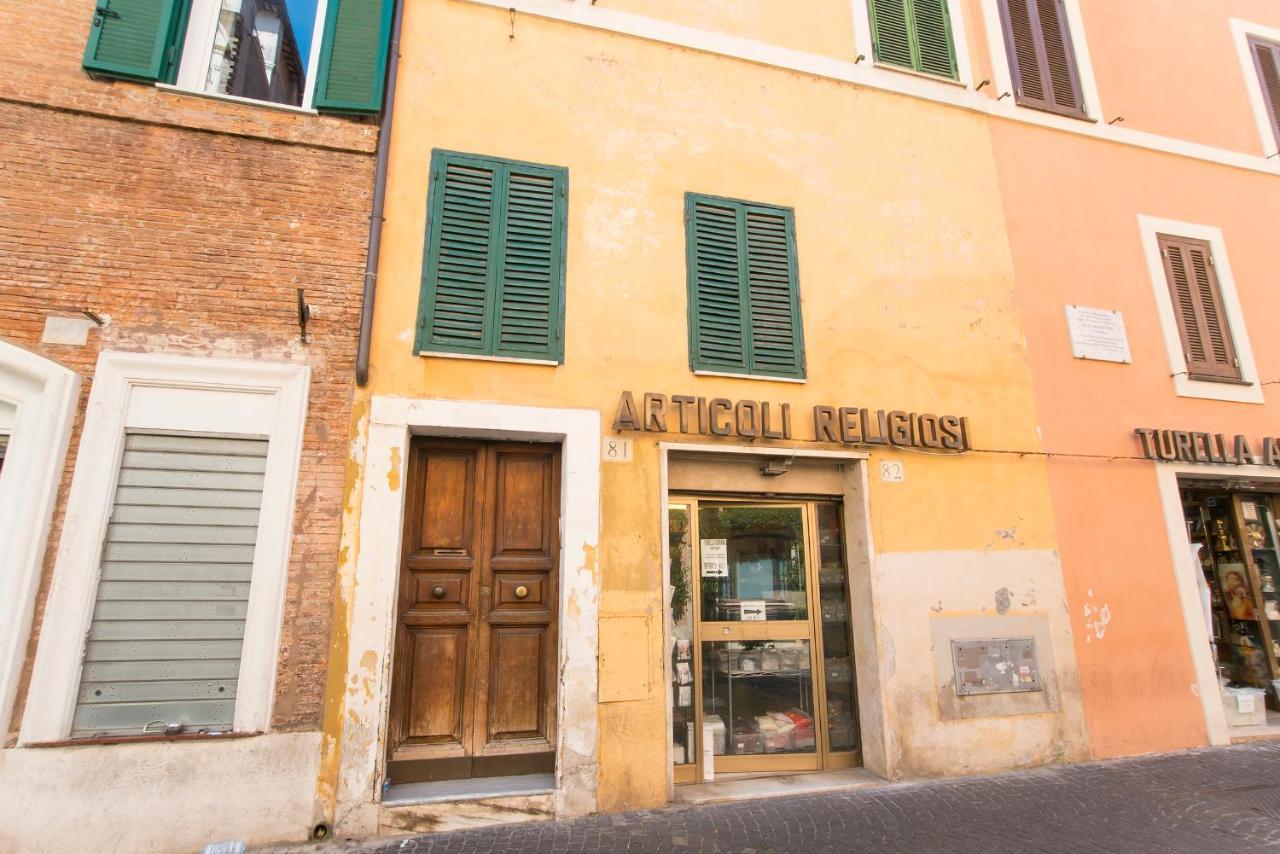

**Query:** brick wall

left=0, top=84, right=374, bottom=736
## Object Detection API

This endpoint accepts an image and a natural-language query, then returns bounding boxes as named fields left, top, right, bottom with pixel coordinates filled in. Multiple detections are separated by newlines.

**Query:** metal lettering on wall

left=613, top=391, right=972, bottom=452
left=951, top=638, right=1042, bottom=696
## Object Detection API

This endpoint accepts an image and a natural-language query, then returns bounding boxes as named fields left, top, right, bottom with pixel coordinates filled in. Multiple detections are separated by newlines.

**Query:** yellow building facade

left=322, top=0, right=1089, bottom=836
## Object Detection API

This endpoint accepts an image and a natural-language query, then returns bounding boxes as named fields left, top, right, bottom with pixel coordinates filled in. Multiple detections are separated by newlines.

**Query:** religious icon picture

left=1218, top=563, right=1257, bottom=621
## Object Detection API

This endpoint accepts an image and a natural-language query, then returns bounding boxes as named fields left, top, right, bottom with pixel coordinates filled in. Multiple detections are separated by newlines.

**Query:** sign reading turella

left=1135, top=428, right=1280, bottom=466
left=613, top=391, right=972, bottom=451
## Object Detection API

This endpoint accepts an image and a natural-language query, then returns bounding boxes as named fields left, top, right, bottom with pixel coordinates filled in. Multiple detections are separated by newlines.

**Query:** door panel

left=405, top=626, right=468, bottom=744
left=485, top=626, right=548, bottom=742
left=493, top=452, right=554, bottom=557
left=418, top=451, right=477, bottom=554
left=388, top=439, right=559, bottom=782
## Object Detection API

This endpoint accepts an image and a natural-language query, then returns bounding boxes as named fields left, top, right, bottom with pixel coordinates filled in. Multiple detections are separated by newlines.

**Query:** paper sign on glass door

left=740, top=600, right=767, bottom=621
left=700, top=539, right=728, bottom=577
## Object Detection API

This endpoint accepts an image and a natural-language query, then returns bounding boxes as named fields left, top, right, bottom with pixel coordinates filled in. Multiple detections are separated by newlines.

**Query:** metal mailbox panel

left=951, top=638, right=1042, bottom=696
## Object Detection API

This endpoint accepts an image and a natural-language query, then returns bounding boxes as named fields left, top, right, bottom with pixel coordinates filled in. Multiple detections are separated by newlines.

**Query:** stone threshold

left=675, top=767, right=884, bottom=805
left=383, top=773, right=555, bottom=807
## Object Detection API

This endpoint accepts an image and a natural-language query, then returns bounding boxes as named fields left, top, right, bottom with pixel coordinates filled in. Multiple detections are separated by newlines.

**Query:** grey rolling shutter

left=73, top=432, right=268, bottom=737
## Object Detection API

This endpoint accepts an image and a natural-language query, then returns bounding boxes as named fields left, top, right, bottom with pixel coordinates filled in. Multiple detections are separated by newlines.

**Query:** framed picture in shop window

left=1217, top=562, right=1257, bottom=621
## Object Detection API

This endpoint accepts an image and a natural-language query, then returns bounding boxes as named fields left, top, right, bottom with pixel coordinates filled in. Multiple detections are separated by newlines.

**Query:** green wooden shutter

left=686, top=194, right=805, bottom=379
left=494, top=167, right=567, bottom=360
left=313, top=0, right=395, bottom=114
left=869, top=0, right=958, bottom=80
left=82, top=0, right=182, bottom=81
left=744, top=208, right=804, bottom=377
left=73, top=432, right=267, bottom=737
left=687, top=197, right=748, bottom=373
left=416, top=151, right=567, bottom=362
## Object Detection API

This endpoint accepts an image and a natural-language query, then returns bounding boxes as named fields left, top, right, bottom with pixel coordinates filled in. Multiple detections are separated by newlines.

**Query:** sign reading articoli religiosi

left=613, top=391, right=972, bottom=451
left=1135, top=428, right=1280, bottom=466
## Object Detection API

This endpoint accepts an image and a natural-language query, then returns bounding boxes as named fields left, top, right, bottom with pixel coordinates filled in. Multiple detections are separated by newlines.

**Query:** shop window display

left=669, top=496, right=860, bottom=781
left=1183, top=487, right=1280, bottom=717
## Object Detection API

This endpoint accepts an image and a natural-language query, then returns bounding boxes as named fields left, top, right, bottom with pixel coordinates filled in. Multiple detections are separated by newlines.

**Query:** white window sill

left=417, top=350, right=560, bottom=367
left=155, top=83, right=319, bottom=116
left=1174, top=375, right=1265, bottom=405
left=693, top=370, right=806, bottom=385
left=873, top=62, right=966, bottom=88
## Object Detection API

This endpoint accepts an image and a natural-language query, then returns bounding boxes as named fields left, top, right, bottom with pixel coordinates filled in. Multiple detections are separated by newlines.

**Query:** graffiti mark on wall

left=1083, top=589, right=1112, bottom=643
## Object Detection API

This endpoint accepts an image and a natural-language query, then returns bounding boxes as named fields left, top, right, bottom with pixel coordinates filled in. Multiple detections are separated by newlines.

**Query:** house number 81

left=602, top=437, right=633, bottom=462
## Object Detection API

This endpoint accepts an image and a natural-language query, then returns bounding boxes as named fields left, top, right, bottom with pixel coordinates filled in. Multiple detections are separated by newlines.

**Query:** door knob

left=431, top=585, right=446, bottom=599
left=514, top=585, right=529, bottom=600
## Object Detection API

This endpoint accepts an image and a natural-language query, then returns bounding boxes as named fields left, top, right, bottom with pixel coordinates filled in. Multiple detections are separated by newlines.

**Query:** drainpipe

left=355, top=0, right=405, bottom=387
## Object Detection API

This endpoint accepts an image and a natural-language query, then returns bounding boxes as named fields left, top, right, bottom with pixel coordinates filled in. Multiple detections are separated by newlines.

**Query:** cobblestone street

left=275, top=742, right=1280, bottom=853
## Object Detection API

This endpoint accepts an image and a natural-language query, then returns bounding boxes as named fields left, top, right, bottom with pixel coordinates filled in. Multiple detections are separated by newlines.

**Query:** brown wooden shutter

left=1250, top=36, right=1280, bottom=153
left=998, top=0, right=1085, bottom=118
left=1158, top=235, right=1241, bottom=382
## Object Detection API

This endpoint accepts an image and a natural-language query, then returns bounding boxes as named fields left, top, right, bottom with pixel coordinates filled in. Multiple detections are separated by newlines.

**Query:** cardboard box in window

left=1222, top=687, right=1267, bottom=727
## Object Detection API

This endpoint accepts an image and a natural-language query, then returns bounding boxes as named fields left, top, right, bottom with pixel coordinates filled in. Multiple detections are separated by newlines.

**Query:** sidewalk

left=267, top=742, right=1280, bottom=853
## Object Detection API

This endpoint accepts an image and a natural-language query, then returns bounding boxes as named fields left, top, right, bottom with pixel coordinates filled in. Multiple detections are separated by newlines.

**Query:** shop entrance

left=669, top=496, right=860, bottom=783
left=385, top=438, right=560, bottom=785
left=1182, top=483, right=1280, bottom=718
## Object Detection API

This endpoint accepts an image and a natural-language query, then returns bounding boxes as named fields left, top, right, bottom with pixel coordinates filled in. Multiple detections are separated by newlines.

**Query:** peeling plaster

left=387, top=446, right=402, bottom=492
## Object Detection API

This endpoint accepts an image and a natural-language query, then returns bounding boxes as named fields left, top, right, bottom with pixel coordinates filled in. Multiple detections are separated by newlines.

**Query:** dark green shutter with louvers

left=416, top=151, right=567, bottom=363
left=686, top=194, right=805, bottom=380
left=869, top=0, right=958, bottom=80
left=313, top=0, right=395, bottom=114
left=82, top=0, right=182, bottom=81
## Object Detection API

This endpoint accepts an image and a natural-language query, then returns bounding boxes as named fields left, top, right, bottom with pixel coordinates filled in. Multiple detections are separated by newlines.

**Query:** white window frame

left=851, top=0, right=977, bottom=88
left=1230, top=18, right=1280, bottom=157
left=0, top=343, right=79, bottom=739
left=20, top=352, right=309, bottom=744
left=1136, top=215, right=1263, bottom=405
left=978, top=0, right=1104, bottom=121
left=170, top=0, right=331, bottom=111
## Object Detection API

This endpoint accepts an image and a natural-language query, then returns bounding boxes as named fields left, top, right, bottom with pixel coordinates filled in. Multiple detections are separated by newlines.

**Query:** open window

left=82, top=0, right=394, bottom=113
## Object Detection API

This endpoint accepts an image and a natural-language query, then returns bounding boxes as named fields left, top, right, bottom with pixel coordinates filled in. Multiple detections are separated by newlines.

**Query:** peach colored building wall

left=994, top=116, right=1280, bottom=757
left=1074, top=0, right=1277, bottom=154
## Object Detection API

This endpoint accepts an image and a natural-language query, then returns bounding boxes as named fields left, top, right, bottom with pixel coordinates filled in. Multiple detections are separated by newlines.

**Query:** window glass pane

left=702, top=640, right=816, bottom=757
left=669, top=504, right=695, bottom=766
left=203, top=0, right=317, bottom=106
left=816, top=502, right=860, bottom=752
left=698, top=504, right=807, bottom=622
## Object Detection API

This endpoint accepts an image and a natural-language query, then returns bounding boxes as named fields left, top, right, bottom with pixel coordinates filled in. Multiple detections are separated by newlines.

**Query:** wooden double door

left=387, top=438, right=560, bottom=784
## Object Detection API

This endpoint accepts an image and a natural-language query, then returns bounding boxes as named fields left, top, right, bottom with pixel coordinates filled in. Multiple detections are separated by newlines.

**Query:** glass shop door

left=669, top=497, right=861, bottom=783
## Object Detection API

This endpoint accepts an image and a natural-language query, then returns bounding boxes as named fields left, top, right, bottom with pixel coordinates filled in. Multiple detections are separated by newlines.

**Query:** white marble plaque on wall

left=1065, top=305, right=1131, bottom=364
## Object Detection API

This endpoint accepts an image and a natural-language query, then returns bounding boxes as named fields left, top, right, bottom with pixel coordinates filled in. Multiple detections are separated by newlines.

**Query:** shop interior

left=1181, top=481, right=1280, bottom=728
left=668, top=495, right=860, bottom=784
